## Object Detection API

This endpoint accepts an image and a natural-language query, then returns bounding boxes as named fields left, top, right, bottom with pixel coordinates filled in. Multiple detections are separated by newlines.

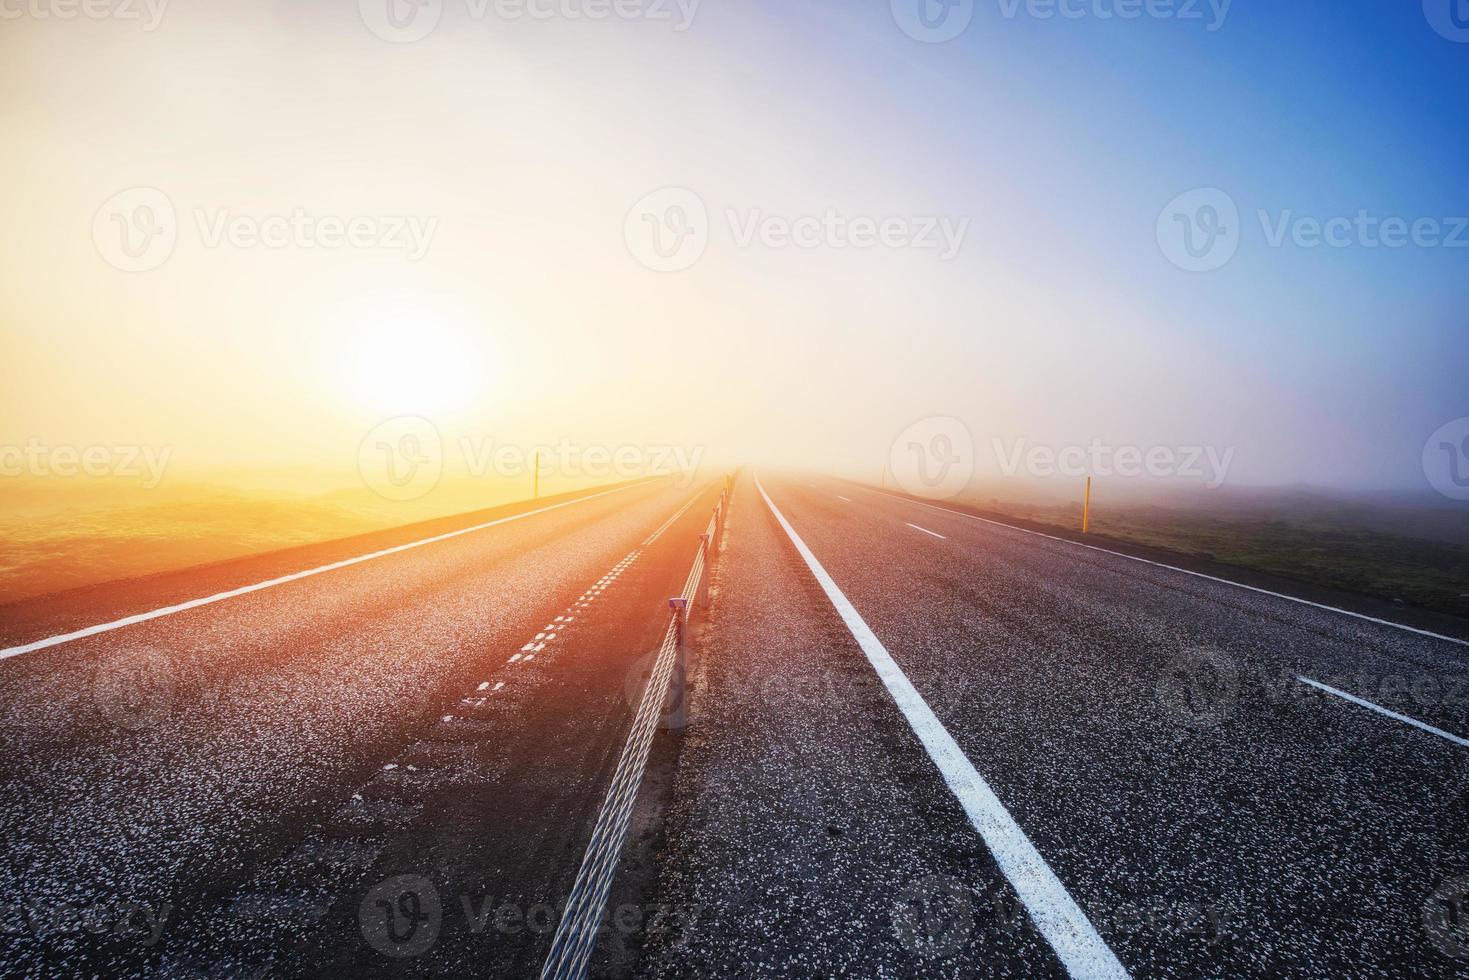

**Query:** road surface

left=0, top=477, right=720, bottom=977
left=4, top=469, right=1468, bottom=978
left=642, top=472, right=1469, bottom=978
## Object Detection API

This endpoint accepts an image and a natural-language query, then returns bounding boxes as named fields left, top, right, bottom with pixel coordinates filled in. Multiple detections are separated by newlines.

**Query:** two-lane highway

left=0, top=478, right=721, bottom=977
left=644, top=472, right=1469, bottom=978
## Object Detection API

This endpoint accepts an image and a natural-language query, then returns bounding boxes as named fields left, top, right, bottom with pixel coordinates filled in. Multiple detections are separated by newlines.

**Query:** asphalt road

left=5, top=469, right=1468, bottom=978
left=643, top=473, right=1469, bottom=979
left=0, top=477, right=720, bottom=977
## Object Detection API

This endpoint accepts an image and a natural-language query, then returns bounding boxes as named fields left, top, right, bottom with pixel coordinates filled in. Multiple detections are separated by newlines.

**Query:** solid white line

left=858, top=485, right=1469, bottom=649
left=906, top=522, right=946, bottom=540
left=0, top=480, right=655, bottom=662
left=756, top=475, right=1128, bottom=980
left=1298, top=676, right=1469, bottom=748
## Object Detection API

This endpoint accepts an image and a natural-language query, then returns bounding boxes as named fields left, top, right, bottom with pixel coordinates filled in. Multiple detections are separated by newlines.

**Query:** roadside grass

left=971, top=496, right=1469, bottom=620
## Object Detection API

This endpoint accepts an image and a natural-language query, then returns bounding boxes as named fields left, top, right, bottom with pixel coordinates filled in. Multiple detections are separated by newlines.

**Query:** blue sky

left=4, top=0, right=1465, bottom=493
left=709, top=0, right=1469, bottom=488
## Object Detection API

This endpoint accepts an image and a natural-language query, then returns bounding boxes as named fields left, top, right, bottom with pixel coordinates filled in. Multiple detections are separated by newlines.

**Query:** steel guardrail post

left=697, top=535, right=711, bottom=608
left=664, top=598, right=689, bottom=732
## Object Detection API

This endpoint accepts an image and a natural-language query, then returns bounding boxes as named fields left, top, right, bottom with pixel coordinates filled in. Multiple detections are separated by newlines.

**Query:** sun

left=339, top=301, right=490, bottom=419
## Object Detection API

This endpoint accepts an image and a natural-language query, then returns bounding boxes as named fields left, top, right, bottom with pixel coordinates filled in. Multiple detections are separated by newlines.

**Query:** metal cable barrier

left=540, top=478, right=732, bottom=980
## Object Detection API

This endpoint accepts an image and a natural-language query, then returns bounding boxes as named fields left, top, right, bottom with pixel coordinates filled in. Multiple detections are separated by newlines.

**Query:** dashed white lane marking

left=0, top=480, right=657, bottom=662
left=452, top=546, right=642, bottom=715
left=1298, top=676, right=1469, bottom=749
left=757, top=475, right=1128, bottom=980
left=642, top=494, right=698, bottom=545
left=837, top=495, right=852, bottom=502
left=906, top=522, right=946, bottom=540
left=859, top=485, right=1469, bottom=649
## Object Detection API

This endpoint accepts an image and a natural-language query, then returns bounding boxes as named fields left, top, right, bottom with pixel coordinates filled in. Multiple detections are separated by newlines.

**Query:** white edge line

left=0, top=479, right=657, bottom=661
left=1297, top=676, right=1469, bottom=748
left=859, top=485, right=1469, bottom=650
left=906, top=522, right=947, bottom=540
left=756, top=474, right=1129, bottom=980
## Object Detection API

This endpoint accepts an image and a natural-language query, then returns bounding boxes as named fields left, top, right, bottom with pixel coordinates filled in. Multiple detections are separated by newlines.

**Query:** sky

left=1, top=0, right=1466, bottom=497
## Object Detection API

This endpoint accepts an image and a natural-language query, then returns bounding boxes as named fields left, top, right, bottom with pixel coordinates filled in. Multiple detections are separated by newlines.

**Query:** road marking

left=542, top=501, right=721, bottom=980
left=837, top=495, right=852, bottom=502
left=906, top=522, right=946, bottom=540
left=756, top=475, right=1128, bottom=980
left=860, top=486, right=1469, bottom=649
left=0, top=480, right=658, bottom=663
left=1298, top=677, right=1469, bottom=748
left=642, top=492, right=698, bottom=545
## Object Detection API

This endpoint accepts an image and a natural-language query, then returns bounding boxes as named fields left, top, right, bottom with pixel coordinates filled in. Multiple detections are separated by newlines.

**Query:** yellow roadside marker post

left=1083, top=476, right=1092, bottom=534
